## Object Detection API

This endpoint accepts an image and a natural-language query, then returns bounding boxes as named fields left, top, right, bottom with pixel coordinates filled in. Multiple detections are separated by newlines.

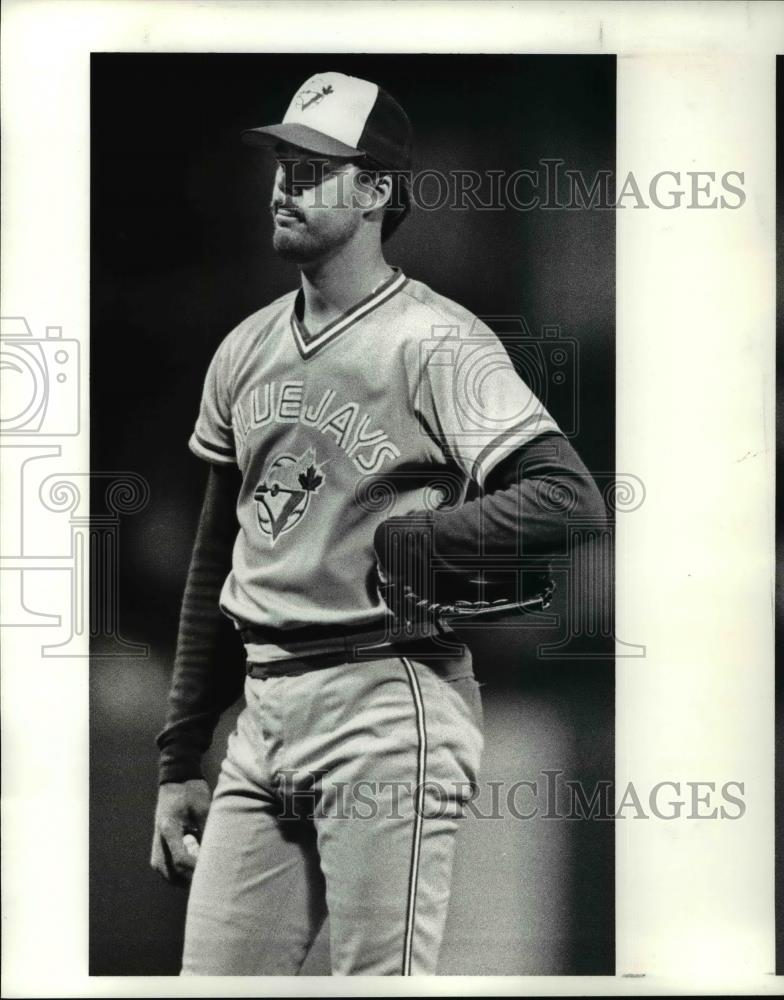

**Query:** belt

left=241, top=620, right=460, bottom=678
left=240, top=619, right=392, bottom=646
left=240, top=618, right=446, bottom=650
left=247, top=651, right=351, bottom=679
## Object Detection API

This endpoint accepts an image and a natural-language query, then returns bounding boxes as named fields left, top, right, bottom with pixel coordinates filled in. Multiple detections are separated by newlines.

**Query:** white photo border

left=0, top=0, right=779, bottom=995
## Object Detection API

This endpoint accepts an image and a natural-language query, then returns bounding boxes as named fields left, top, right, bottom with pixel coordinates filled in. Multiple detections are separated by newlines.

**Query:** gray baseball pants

left=181, top=648, right=484, bottom=975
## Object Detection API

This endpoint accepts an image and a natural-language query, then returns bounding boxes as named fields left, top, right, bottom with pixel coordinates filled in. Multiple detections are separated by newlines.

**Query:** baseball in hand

left=183, top=833, right=200, bottom=861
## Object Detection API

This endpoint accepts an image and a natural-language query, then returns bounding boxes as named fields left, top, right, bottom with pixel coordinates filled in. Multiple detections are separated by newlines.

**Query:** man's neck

left=299, top=241, right=394, bottom=328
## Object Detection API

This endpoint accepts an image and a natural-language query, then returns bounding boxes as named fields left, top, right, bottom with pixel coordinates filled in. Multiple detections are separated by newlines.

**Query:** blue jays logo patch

left=253, top=447, right=325, bottom=543
left=295, top=83, right=334, bottom=112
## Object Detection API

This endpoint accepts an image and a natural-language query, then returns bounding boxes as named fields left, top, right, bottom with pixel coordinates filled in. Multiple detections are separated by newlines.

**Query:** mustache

left=270, top=200, right=304, bottom=218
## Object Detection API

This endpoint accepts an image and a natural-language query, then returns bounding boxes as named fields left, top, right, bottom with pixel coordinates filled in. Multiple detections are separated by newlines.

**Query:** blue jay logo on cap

left=295, top=82, right=335, bottom=112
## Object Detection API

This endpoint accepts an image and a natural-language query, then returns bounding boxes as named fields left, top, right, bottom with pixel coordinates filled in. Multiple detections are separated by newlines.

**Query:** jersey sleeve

left=188, top=337, right=237, bottom=465
left=417, top=321, right=561, bottom=487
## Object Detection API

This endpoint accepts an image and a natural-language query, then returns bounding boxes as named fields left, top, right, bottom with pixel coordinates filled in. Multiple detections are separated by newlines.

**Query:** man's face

left=270, top=144, right=372, bottom=263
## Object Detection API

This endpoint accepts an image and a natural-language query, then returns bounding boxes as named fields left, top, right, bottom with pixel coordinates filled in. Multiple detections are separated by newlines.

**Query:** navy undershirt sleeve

left=374, top=432, right=607, bottom=592
left=432, top=431, right=607, bottom=558
left=156, top=463, right=243, bottom=785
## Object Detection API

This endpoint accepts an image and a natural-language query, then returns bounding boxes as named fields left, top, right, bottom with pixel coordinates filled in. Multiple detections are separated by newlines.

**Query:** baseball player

left=150, top=71, right=605, bottom=976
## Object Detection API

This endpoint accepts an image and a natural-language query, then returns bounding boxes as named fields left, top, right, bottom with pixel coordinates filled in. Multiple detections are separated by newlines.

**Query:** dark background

left=91, top=53, right=616, bottom=975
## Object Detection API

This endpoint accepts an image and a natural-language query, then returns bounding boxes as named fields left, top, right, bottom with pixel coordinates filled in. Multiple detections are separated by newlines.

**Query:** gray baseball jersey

left=190, top=268, right=559, bottom=639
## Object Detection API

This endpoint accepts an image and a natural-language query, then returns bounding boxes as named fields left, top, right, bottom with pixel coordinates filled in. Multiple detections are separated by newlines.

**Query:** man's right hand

left=150, top=778, right=212, bottom=886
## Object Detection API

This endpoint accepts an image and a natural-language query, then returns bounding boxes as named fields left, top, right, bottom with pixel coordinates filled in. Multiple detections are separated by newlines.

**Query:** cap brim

left=241, top=123, right=361, bottom=159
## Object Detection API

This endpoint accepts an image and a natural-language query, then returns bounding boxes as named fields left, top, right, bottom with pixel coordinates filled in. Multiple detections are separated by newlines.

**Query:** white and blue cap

left=242, top=72, right=413, bottom=173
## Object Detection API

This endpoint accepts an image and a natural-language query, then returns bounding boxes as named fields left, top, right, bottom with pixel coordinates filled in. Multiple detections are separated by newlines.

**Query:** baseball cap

left=242, top=72, right=413, bottom=173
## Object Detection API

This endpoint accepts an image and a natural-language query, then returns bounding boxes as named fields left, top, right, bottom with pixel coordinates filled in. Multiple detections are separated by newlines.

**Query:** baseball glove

left=373, top=513, right=555, bottom=631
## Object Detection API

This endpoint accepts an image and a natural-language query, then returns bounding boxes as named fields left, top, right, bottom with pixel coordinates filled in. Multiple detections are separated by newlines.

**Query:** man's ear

left=353, top=168, right=393, bottom=215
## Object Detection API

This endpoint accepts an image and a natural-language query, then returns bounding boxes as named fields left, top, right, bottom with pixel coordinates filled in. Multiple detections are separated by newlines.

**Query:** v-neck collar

left=290, top=267, right=408, bottom=360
